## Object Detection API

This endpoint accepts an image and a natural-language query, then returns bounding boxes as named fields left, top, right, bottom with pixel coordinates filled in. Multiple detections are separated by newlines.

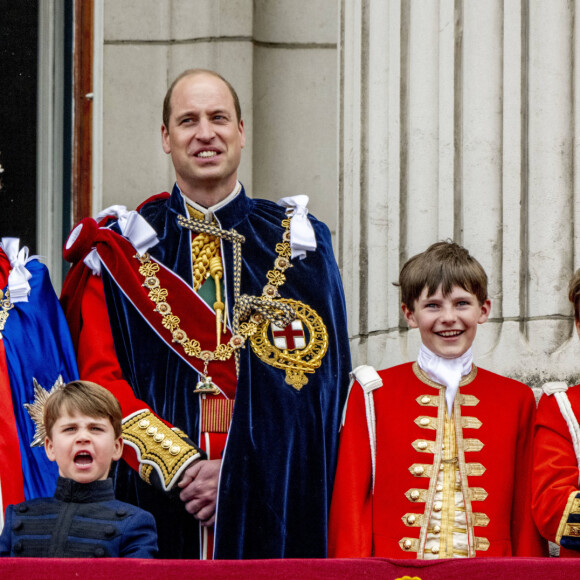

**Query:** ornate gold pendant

left=193, top=374, right=221, bottom=395
left=249, top=298, right=328, bottom=390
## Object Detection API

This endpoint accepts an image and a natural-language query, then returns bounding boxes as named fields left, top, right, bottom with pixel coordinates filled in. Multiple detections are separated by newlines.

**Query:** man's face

left=45, top=411, right=123, bottom=484
left=402, top=284, right=491, bottom=359
left=161, top=73, right=246, bottom=204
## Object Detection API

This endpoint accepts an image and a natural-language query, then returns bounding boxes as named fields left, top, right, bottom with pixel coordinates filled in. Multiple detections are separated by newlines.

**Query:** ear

left=478, top=299, right=492, bottom=324
left=45, top=437, right=56, bottom=462
left=161, top=124, right=171, bottom=154
left=112, top=437, right=123, bottom=462
left=402, top=303, right=418, bottom=328
left=239, top=119, right=246, bottom=149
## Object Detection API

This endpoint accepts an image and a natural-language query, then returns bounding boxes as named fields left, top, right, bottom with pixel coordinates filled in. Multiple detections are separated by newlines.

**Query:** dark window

left=0, top=0, right=39, bottom=252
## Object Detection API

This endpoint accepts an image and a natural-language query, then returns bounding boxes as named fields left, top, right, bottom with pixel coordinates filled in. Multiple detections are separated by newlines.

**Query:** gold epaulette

left=122, top=409, right=202, bottom=491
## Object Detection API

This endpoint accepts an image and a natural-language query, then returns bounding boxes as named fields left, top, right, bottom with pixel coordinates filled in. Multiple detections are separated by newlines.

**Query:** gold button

left=420, top=417, right=430, bottom=426
left=138, top=419, right=150, bottom=429
left=407, top=514, right=416, bottom=524
left=436, top=484, right=443, bottom=492
left=413, top=465, right=425, bottom=475
left=439, top=464, right=444, bottom=471
left=433, top=501, right=442, bottom=512
left=161, top=439, right=172, bottom=449
left=421, top=396, right=431, bottom=404
left=417, top=441, right=428, bottom=450
left=433, top=525, right=441, bottom=534
left=153, top=433, right=164, bottom=443
left=403, top=540, right=412, bottom=550
left=432, top=545, right=440, bottom=554
left=169, top=445, right=181, bottom=456
left=146, top=426, right=157, bottom=436
left=410, top=490, right=420, bottom=501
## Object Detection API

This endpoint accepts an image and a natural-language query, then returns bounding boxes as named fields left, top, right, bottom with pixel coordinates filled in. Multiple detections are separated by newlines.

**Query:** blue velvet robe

left=100, top=185, right=351, bottom=559
left=1, top=260, right=78, bottom=501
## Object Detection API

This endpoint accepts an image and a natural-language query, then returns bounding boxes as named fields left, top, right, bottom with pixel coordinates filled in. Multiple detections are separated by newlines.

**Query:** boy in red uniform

left=329, top=241, right=546, bottom=558
left=532, top=269, right=580, bottom=557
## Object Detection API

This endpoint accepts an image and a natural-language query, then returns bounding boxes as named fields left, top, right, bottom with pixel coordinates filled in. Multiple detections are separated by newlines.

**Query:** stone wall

left=340, top=0, right=580, bottom=393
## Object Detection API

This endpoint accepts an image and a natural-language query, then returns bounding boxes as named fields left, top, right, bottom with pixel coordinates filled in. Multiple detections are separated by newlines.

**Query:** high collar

left=54, top=477, right=116, bottom=503
left=168, top=182, right=252, bottom=231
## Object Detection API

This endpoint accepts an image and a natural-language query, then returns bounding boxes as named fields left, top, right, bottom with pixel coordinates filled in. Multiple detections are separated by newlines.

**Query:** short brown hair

left=162, top=69, right=242, bottom=129
left=397, top=240, right=488, bottom=311
left=44, top=380, right=122, bottom=439
left=569, top=269, right=580, bottom=321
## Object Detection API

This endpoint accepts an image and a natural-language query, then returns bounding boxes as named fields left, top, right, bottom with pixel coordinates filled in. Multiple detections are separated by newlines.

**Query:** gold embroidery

left=0, top=288, right=14, bottom=338
left=249, top=298, right=329, bottom=390
left=472, top=512, right=490, bottom=527
left=463, top=438, right=484, bottom=452
left=465, top=463, right=486, bottom=477
left=406, top=488, right=427, bottom=503
left=474, top=537, right=490, bottom=551
left=402, top=513, right=423, bottom=527
left=459, top=394, right=480, bottom=406
left=412, top=439, right=435, bottom=453
left=469, top=487, right=489, bottom=502
left=415, top=415, right=438, bottom=430
left=123, top=410, right=202, bottom=490
left=399, top=537, right=419, bottom=552
left=461, top=416, right=482, bottom=430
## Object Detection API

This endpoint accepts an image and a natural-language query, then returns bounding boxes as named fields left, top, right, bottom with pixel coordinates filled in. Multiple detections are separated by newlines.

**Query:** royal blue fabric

left=101, top=185, right=351, bottom=559
left=2, top=260, right=79, bottom=500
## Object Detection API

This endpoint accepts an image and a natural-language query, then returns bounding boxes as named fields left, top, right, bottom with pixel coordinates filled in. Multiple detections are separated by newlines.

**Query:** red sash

left=62, top=221, right=237, bottom=399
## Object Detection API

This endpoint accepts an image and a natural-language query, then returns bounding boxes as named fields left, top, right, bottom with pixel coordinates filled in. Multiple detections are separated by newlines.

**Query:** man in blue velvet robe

left=60, top=69, right=351, bottom=559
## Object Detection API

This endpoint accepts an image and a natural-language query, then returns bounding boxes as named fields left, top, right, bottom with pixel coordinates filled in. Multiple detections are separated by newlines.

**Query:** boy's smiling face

left=45, top=411, right=123, bottom=483
left=402, top=284, right=491, bottom=359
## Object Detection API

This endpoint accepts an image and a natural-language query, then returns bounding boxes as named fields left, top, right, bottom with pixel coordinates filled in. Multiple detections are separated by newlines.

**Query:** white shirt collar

left=417, top=344, right=473, bottom=416
left=180, top=182, right=242, bottom=222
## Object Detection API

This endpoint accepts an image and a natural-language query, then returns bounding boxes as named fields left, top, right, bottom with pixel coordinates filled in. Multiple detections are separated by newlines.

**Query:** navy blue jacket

left=0, top=477, right=157, bottom=558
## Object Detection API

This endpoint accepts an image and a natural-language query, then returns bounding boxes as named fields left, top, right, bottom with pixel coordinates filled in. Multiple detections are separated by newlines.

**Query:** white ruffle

left=417, top=344, right=473, bottom=416
left=277, top=195, right=317, bottom=260
left=1, top=237, right=39, bottom=303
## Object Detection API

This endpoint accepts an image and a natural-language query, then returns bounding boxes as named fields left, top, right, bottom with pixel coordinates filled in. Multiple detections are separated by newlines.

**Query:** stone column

left=339, top=0, right=580, bottom=391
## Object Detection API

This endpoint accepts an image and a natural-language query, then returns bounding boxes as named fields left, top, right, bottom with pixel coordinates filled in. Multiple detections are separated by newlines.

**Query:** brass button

left=161, top=439, right=172, bottom=449
left=433, top=525, right=441, bottom=534
left=413, top=465, right=425, bottom=476
left=169, top=444, right=181, bottom=456
left=146, top=426, right=157, bottom=436
left=407, top=514, right=416, bottom=524
left=417, top=441, right=428, bottom=450
left=139, top=419, right=150, bottom=429
left=410, top=490, right=420, bottom=501
left=420, top=417, right=430, bottom=426
left=403, top=539, right=412, bottom=550
left=436, top=484, right=443, bottom=492
left=421, top=396, right=431, bottom=404
left=432, top=545, right=440, bottom=554
left=433, top=501, right=442, bottom=512
left=153, top=433, right=165, bottom=443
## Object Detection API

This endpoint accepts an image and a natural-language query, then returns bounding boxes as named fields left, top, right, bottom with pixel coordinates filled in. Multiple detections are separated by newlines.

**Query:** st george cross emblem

left=249, top=298, right=328, bottom=391
left=271, top=320, right=306, bottom=350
